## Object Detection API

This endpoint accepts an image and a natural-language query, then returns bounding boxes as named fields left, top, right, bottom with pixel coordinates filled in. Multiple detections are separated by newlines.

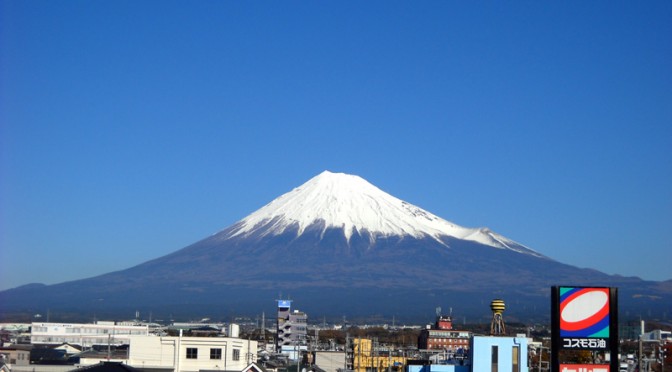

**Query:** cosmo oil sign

left=551, top=286, right=619, bottom=372
left=559, top=287, right=611, bottom=348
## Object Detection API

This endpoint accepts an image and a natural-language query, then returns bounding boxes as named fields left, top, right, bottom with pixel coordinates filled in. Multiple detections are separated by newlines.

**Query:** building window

left=512, top=346, right=520, bottom=372
left=187, top=348, right=198, bottom=359
left=233, top=348, right=240, bottom=361
left=491, top=345, right=498, bottom=372
left=210, top=348, right=222, bottom=360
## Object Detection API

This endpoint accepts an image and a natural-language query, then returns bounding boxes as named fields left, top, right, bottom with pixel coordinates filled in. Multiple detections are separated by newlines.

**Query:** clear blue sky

left=1, top=1, right=671, bottom=291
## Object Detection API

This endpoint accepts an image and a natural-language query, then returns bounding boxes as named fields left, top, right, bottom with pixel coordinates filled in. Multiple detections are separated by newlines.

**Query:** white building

left=31, top=322, right=149, bottom=347
left=127, top=335, right=258, bottom=372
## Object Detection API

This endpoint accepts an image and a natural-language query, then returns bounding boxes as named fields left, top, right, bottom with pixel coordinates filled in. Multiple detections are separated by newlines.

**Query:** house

left=30, top=347, right=78, bottom=365
left=0, top=344, right=32, bottom=367
left=70, top=361, right=141, bottom=372
left=77, top=346, right=129, bottom=366
left=240, top=362, right=268, bottom=372
left=53, top=343, right=82, bottom=356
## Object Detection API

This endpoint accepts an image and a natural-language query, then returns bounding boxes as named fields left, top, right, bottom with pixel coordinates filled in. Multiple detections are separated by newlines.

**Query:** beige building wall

left=0, top=348, right=31, bottom=366
left=128, top=335, right=257, bottom=372
left=315, top=351, right=346, bottom=372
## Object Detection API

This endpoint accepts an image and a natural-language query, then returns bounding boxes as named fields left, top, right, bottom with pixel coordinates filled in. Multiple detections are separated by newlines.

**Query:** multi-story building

left=31, top=322, right=149, bottom=347
left=418, top=315, right=471, bottom=353
left=276, top=300, right=307, bottom=352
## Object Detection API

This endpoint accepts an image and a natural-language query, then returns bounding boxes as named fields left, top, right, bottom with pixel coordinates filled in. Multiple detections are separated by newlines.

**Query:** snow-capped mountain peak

left=227, top=171, right=541, bottom=256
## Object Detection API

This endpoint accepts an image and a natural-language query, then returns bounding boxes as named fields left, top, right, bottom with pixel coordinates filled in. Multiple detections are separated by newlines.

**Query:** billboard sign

left=278, top=300, right=292, bottom=308
left=560, top=364, right=610, bottom=372
left=551, top=286, right=618, bottom=372
left=554, top=287, right=616, bottom=350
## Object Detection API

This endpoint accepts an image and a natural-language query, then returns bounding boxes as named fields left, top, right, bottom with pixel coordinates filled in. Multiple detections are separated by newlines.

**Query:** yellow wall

left=353, top=338, right=406, bottom=372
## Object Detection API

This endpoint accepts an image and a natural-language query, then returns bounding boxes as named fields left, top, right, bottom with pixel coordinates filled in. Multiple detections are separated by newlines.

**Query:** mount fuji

left=228, top=171, right=542, bottom=256
left=1, top=171, right=670, bottom=322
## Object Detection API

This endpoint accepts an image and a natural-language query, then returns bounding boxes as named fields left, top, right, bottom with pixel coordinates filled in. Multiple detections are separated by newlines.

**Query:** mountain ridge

left=0, top=171, right=670, bottom=322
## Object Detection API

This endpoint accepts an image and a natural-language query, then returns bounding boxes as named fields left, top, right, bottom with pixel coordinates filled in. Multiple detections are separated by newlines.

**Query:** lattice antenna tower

left=261, top=312, right=266, bottom=344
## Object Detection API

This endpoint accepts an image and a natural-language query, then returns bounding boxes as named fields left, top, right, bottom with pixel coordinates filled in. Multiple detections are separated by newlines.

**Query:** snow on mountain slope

left=227, top=171, right=542, bottom=256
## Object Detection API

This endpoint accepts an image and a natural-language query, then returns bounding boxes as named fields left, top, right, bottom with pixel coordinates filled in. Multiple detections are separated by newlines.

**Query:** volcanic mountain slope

left=110, top=171, right=570, bottom=291
left=1, top=171, right=670, bottom=321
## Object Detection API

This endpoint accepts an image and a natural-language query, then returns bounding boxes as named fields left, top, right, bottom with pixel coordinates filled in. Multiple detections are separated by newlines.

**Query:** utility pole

left=345, top=334, right=349, bottom=372
left=296, top=344, right=300, bottom=372
left=372, top=338, right=376, bottom=372
left=640, top=320, right=645, bottom=372
left=388, top=345, right=391, bottom=372
left=358, top=338, right=362, bottom=372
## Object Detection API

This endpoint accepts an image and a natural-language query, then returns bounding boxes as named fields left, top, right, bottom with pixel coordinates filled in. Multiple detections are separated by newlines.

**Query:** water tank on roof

left=228, top=323, right=240, bottom=338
